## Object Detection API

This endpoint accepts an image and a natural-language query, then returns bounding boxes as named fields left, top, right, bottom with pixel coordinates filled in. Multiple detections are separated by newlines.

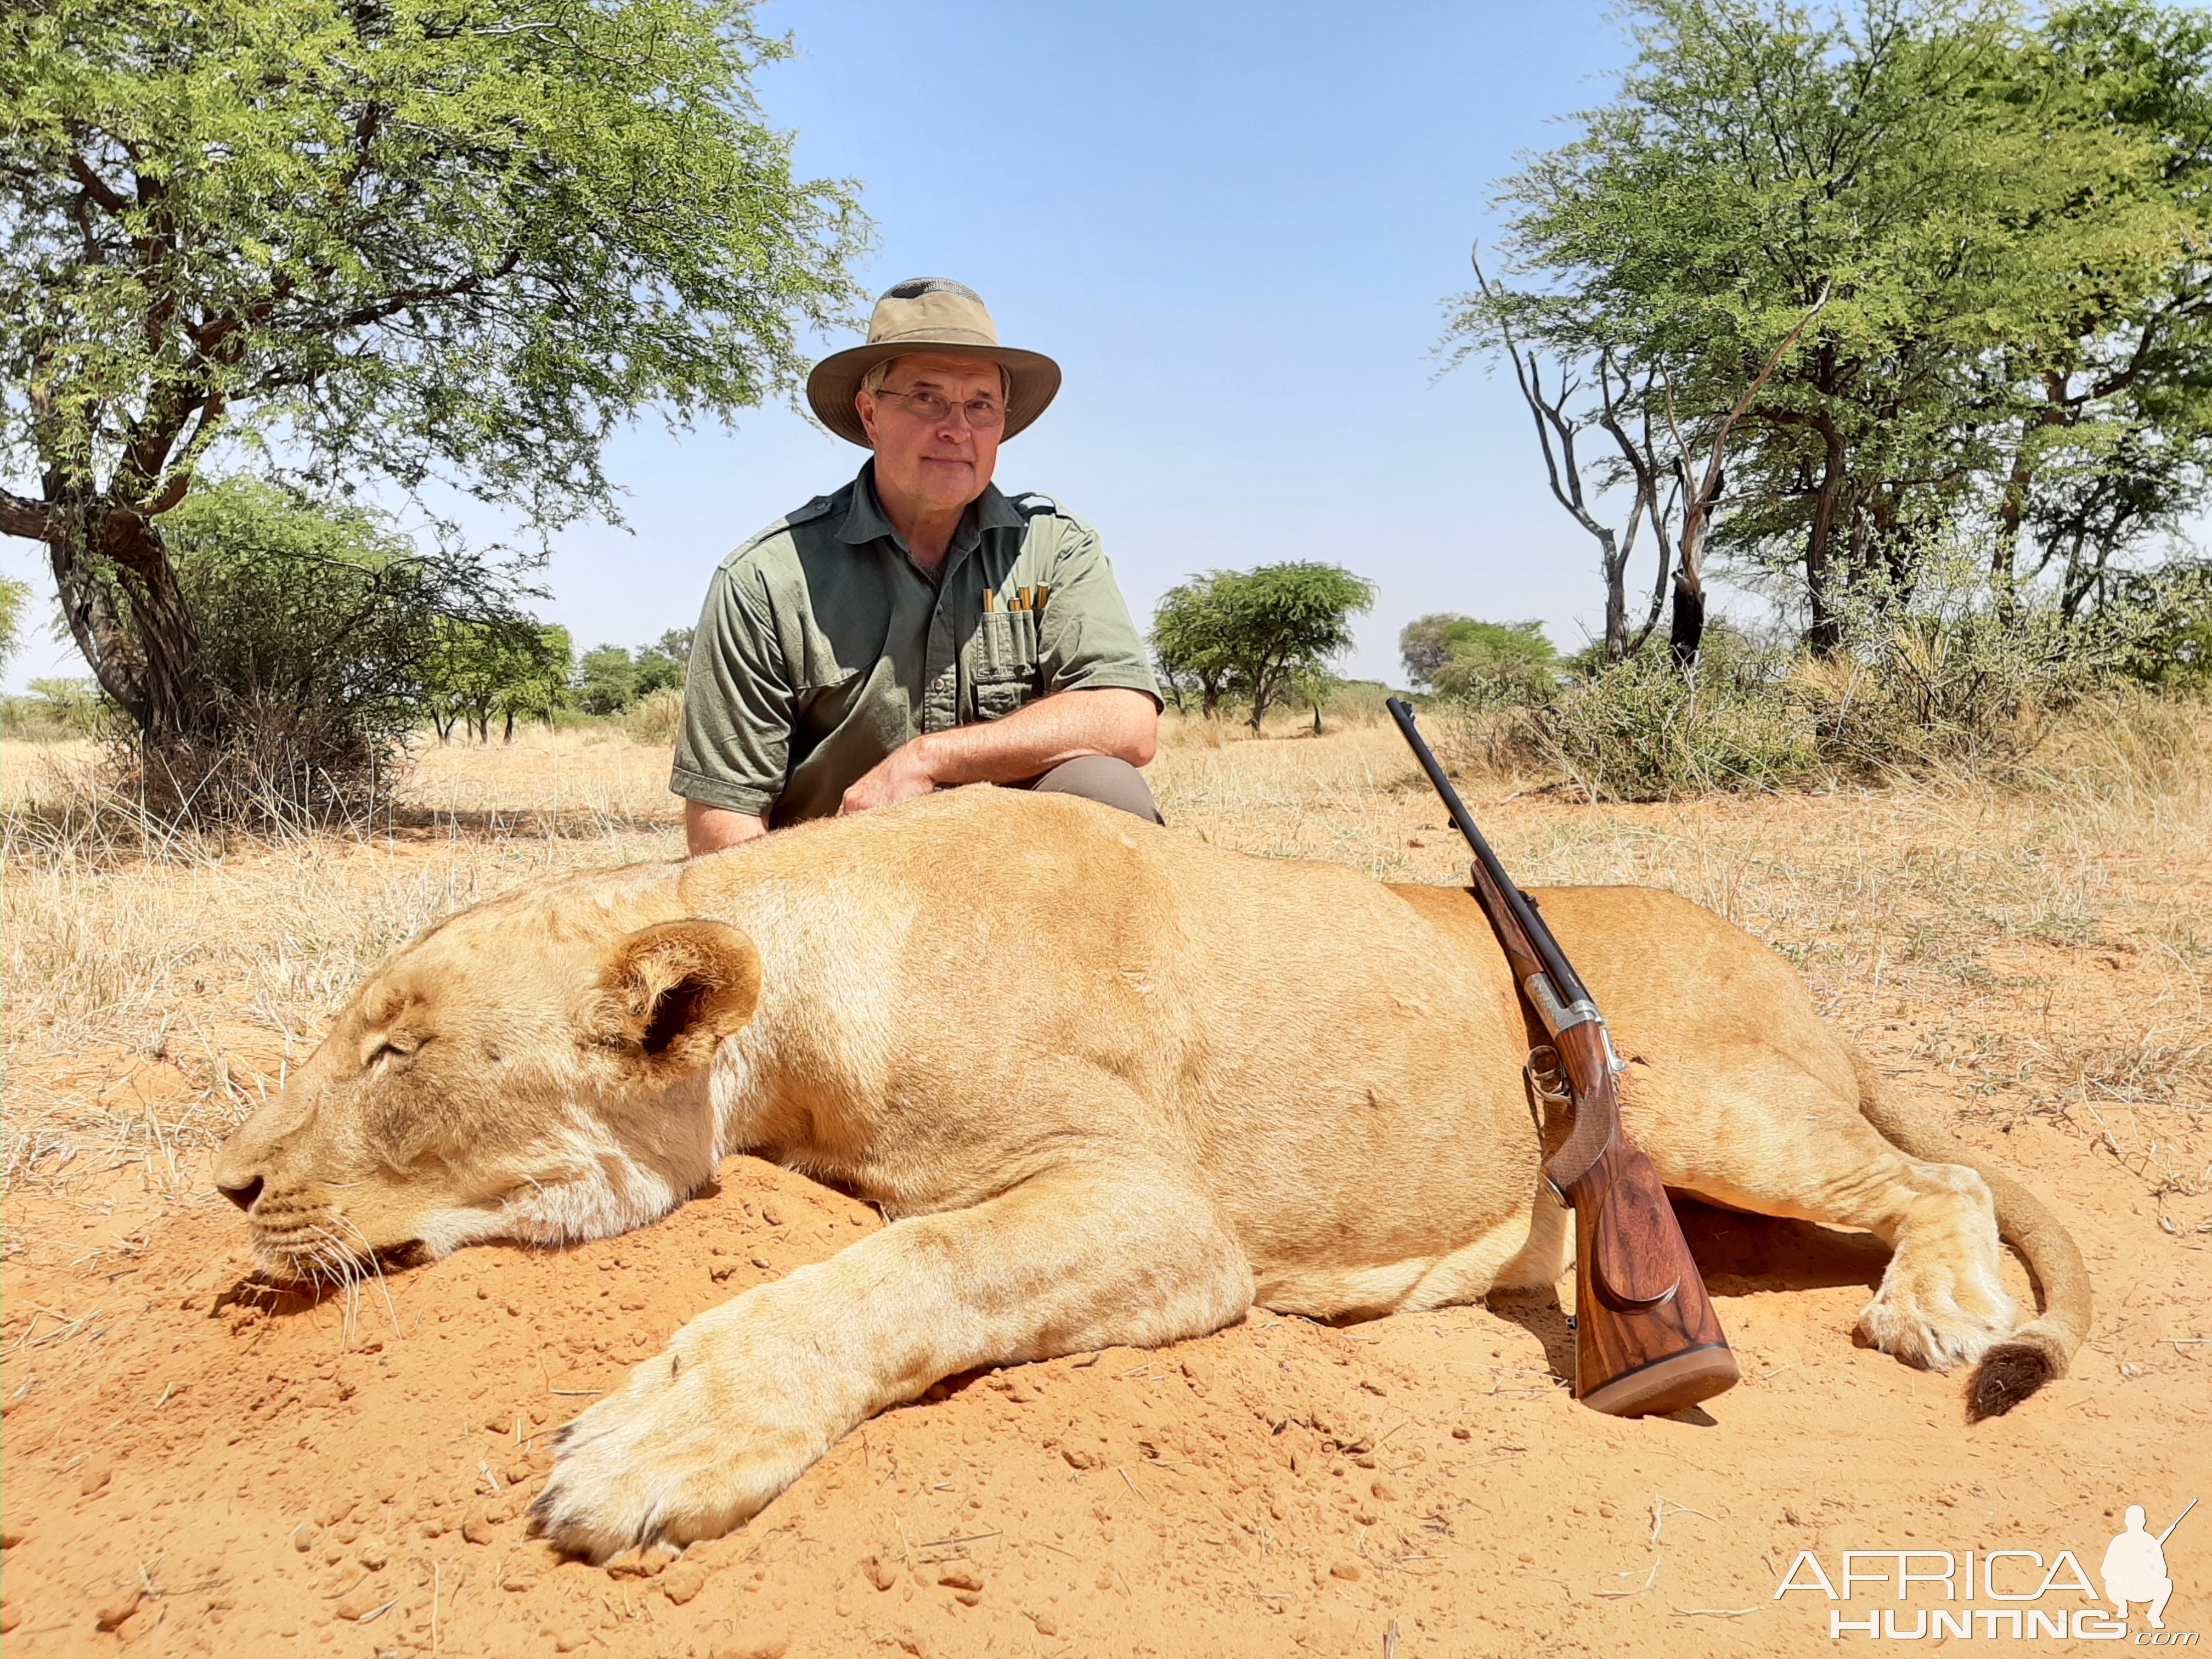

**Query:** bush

left=121, top=477, right=542, bottom=824
left=1432, top=703, right=1549, bottom=778
left=1537, top=649, right=1818, bottom=799
left=0, top=678, right=105, bottom=743
left=2112, top=561, right=2212, bottom=694
left=623, top=687, right=685, bottom=746
left=1528, top=566, right=2199, bottom=799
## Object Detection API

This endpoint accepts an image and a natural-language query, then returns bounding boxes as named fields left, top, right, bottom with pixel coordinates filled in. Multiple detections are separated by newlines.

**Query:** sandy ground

left=3, top=723, right=2207, bottom=1656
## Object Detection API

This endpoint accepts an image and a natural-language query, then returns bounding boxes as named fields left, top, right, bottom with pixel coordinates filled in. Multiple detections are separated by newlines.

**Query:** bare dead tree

left=1470, top=249, right=1829, bottom=668
left=1474, top=251, right=1676, bottom=662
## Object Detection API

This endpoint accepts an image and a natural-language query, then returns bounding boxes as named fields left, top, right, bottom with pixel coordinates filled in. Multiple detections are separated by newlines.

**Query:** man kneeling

left=674, top=278, right=1164, bottom=852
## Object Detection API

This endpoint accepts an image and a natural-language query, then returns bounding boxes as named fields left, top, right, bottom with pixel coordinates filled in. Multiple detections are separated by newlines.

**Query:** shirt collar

left=838, top=460, right=1023, bottom=551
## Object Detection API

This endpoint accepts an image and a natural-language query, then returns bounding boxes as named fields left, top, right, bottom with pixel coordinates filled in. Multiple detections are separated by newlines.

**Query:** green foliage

left=1152, top=563, right=1376, bottom=730
left=0, top=676, right=104, bottom=741
left=2, top=0, right=866, bottom=516
left=0, top=0, right=867, bottom=787
left=1452, top=0, right=2212, bottom=647
left=426, top=621, right=573, bottom=742
left=1150, top=578, right=1242, bottom=718
left=2112, top=562, right=2212, bottom=692
left=576, top=646, right=641, bottom=715
left=1399, top=614, right=1559, bottom=707
left=1538, top=650, right=1818, bottom=800
left=0, top=574, right=30, bottom=668
left=571, top=637, right=689, bottom=715
left=1533, top=549, right=2207, bottom=798
left=152, top=476, right=543, bottom=817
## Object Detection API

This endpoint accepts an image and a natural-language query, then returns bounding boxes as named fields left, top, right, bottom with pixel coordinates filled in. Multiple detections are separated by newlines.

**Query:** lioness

left=212, top=786, right=2089, bottom=1563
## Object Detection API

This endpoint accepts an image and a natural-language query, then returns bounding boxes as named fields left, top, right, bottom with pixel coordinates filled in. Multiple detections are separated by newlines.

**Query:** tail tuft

left=1966, top=1339, right=2056, bottom=1421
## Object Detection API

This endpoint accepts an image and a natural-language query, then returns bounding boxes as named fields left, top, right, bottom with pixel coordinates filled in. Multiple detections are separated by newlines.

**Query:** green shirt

left=672, top=463, right=1161, bottom=826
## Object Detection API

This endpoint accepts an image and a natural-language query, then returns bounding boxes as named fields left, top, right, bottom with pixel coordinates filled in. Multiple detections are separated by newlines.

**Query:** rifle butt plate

left=1579, top=1344, right=1740, bottom=1419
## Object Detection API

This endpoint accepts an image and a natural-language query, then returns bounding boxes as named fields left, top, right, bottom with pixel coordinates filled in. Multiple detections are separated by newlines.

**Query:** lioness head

left=211, top=874, right=761, bottom=1283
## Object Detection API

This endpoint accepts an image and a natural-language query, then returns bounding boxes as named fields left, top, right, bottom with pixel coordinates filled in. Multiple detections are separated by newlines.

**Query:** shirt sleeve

left=1035, top=516, right=1164, bottom=708
left=669, top=560, right=795, bottom=817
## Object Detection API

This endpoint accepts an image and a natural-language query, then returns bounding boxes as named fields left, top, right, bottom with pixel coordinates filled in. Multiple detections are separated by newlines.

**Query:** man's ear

left=591, top=921, right=763, bottom=1073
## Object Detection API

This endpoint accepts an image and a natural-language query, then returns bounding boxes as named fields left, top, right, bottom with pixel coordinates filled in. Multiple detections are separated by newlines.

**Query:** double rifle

left=1389, top=698, right=1739, bottom=1418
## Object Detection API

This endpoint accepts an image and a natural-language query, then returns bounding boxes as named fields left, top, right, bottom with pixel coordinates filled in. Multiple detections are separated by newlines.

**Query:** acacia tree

left=1400, top=614, right=1559, bottom=705
left=0, top=0, right=864, bottom=802
left=1460, top=249, right=1824, bottom=664
left=1996, top=3, right=2212, bottom=618
left=425, top=619, right=571, bottom=743
left=1150, top=575, right=1242, bottom=717
left=1452, top=0, right=2212, bottom=652
left=1153, top=563, right=1375, bottom=731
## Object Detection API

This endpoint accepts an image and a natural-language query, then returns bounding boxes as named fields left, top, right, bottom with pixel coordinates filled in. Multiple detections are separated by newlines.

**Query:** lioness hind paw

left=1855, top=1292, right=2009, bottom=1374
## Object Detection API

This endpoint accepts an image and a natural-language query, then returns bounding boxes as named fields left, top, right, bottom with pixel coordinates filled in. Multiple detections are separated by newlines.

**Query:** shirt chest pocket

left=969, top=608, right=1042, bottom=721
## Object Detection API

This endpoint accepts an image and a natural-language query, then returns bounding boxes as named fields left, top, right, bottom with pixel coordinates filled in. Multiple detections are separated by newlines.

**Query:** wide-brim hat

left=806, top=278, right=1061, bottom=447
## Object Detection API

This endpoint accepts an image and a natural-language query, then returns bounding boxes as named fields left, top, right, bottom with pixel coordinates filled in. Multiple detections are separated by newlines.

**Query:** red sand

left=2, top=1097, right=2205, bottom=1657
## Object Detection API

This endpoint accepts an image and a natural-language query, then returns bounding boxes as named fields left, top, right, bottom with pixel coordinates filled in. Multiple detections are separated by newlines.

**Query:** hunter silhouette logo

left=1775, top=1496, right=2198, bottom=1642
left=2106, top=1502, right=2194, bottom=1630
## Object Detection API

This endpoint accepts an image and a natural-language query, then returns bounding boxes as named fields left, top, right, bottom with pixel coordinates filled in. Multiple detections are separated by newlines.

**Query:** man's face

left=856, top=353, right=1006, bottom=520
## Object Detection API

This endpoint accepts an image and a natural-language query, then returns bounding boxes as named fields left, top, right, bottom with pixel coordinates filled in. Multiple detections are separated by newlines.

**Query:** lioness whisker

left=333, top=1212, right=404, bottom=1338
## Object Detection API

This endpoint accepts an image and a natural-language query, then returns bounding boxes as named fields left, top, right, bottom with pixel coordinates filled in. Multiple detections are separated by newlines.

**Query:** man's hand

left=838, top=743, right=941, bottom=816
left=837, top=687, right=1157, bottom=818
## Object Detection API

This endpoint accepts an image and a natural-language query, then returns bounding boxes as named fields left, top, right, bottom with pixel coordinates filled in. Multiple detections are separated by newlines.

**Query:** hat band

left=869, top=326, right=1000, bottom=349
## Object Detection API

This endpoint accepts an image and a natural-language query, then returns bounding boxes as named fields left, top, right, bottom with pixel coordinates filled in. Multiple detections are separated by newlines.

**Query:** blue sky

left=6, top=0, right=1654, bottom=691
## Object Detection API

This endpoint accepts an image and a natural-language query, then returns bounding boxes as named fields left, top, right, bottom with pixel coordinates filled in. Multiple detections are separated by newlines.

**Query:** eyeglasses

left=868, top=386, right=1008, bottom=430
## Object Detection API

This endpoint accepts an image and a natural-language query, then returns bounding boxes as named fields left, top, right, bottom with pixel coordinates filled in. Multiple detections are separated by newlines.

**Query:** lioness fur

left=212, top=786, right=2092, bottom=1561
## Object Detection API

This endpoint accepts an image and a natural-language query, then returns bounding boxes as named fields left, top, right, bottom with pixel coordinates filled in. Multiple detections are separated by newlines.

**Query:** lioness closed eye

left=212, top=787, right=2089, bottom=1562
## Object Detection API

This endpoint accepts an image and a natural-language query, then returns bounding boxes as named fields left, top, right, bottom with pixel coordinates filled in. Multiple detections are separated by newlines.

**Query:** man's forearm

left=686, top=799, right=772, bottom=857
left=913, top=687, right=1159, bottom=786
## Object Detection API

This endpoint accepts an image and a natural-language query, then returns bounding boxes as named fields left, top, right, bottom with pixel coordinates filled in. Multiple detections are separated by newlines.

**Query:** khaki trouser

left=1014, top=755, right=1164, bottom=825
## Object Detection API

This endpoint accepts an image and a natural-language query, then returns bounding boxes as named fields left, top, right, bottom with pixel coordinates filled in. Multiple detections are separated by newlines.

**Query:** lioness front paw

left=532, top=1308, right=833, bottom=1562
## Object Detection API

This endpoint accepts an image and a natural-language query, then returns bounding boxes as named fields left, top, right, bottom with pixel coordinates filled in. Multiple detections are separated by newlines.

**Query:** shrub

left=115, top=477, right=542, bottom=825
left=623, top=687, right=686, bottom=747
left=1433, top=703, right=1550, bottom=778
left=0, top=678, right=105, bottom=743
left=1791, top=553, right=2136, bottom=777
left=1536, top=649, right=1817, bottom=800
left=2112, top=561, right=2212, bottom=694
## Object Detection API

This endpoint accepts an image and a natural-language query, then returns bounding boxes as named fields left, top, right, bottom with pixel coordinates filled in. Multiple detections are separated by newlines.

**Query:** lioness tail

left=1849, top=1053, right=2091, bottom=1420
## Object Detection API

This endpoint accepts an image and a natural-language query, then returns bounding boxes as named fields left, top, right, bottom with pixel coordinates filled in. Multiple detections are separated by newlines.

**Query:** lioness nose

left=219, top=1176, right=264, bottom=1212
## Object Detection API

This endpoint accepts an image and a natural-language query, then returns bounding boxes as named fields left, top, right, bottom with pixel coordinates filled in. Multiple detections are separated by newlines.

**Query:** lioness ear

left=592, top=920, right=763, bottom=1072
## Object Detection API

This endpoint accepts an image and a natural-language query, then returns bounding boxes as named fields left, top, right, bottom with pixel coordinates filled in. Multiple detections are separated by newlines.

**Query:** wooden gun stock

left=1390, top=699, right=1738, bottom=1417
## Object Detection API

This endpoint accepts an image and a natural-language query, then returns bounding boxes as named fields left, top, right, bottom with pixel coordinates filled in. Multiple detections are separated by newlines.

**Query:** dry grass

left=1, top=730, right=685, bottom=1203
left=5, top=703, right=2207, bottom=1232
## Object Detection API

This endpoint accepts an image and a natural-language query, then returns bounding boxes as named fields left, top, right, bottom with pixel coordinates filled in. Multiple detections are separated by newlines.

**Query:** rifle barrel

left=1386, top=698, right=1589, bottom=1005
